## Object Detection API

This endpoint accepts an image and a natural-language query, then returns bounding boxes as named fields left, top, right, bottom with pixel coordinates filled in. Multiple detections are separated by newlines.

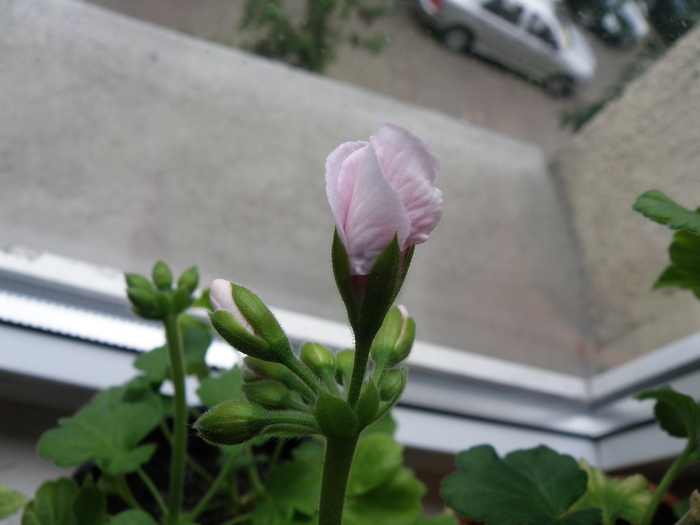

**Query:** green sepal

left=194, top=401, right=269, bottom=446
left=314, top=390, right=358, bottom=436
left=177, top=266, right=199, bottom=294
left=151, top=261, right=173, bottom=290
left=356, top=236, right=402, bottom=346
left=210, top=310, right=276, bottom=362
left=355, top=380, right=380, bottom=429
left=230, top=285, right=293, bottom=362
left=332, top=228, right=359, bottom=327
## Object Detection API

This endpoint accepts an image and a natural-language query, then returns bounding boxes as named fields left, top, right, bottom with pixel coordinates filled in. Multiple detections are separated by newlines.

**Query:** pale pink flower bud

left=209, top=279, right=253, bottom=333
left=325, top=123, right=443, bottom=275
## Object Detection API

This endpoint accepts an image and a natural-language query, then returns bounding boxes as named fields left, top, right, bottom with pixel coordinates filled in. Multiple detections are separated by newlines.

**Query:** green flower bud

left=209, top=280, right=293, bottom=364
left=194, top=402, right=268, bottom=446
left=171, top=287, right=192, bottom=314
left=152, top=290, right=171, bottom=317
left=152, top=261, right=173, bottom=290
left=127, top=287, right=154, bottom=313
left=355, top=380, right=380, bottom=429
left=335, top=349, right=355, bottom=386
left=300, top=343, right=335, bottom=376
left=243, top=357, right=316, bottom=401
left=379, top=368, right=407, bottom=402
left=177, top=266, right=199, bottom=294
left=371, top=305, right=415, bottom=372
left=125, top=273, right=152, bottom=290
left=243, top=379, right=292, bottom=410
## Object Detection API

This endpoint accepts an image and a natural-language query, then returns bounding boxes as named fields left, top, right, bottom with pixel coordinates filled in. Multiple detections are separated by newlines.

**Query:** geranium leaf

left=412, top=515, right=460, bottom=525
left=37, top=387, right=162, bottom=475
left=571, top=462, right=652, bottom=525
left=442, top=445, right=600, bottom=525
left=347, top=434, right=403, bottom=496
left=638, top=387, right=700, bottom=442
left=0, top=485, right=26, bottom=519
left=633, top=190, right=700, bottom=234
left=344, top=467, right=425, bottom=525
left=264, top=459, right=323, bottom=516
left=21, top=479, right=79, bottom=525
left=197, top=365, right=246, bottom=408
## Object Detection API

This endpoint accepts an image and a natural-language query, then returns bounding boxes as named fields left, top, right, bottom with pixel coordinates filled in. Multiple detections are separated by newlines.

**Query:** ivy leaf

left=345, top=467, right=425, bottom=525
left=108, top=510, right=159, bottom=525
left=347, top=434, right=403, bottom=496
left=197, top=366, right=246, bottom=408
left=21, top=479, right=79, bottom=525
left=570, top=462, right=652, bottom=525
left=442, top=445, right=600, bottom=525
left=0, top=485, right=27, bottom=519
left=633, top=190, right=700, bottom=234
left=37, top=387, right=162, bottom=475
left=638, top=387, right=700, bottom=442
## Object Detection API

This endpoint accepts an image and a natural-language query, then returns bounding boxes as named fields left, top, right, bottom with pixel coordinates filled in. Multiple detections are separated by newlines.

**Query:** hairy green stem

left=640, top=446, right=693, bottom=525
left=189, top=451, right=239, bottom=520
left=136, top=467, right=167, bottom=516
left=347, top=339, right=372, bottom=408
left=158, top=419, right=215, bottom=484
left=318, top=434, right=360, bottom=525
left=164, top=313, right=188, bottom=525
left=117, top=474, right=141, bottom=510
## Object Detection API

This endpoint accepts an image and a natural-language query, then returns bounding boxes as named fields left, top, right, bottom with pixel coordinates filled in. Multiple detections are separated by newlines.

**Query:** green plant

left=237, top=0, right=392, bottom=72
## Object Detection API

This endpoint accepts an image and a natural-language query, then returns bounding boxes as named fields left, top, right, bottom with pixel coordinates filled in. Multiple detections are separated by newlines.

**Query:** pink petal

left=343, top=144, right=411, bottom=274
left=210, top=279, right=236, bottom=312
left=370, top=123, right=443, bottom=248
left=325, top=141, right=368, bottom=247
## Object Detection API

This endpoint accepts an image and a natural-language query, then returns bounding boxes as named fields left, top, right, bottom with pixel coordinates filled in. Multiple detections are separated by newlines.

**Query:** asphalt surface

left=83, top=0, right=642, bottom=158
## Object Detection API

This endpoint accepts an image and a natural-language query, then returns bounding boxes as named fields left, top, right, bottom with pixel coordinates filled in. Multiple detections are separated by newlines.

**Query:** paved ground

left=83, top=0, right=641, bottom=158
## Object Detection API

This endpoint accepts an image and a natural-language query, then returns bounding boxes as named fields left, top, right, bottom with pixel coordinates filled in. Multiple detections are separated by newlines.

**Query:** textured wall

left=552, top=27, right=700, bottom=367
left=0, top=0, right=593, bottom=373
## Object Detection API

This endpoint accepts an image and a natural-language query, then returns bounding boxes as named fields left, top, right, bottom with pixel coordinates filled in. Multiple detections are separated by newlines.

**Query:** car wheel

left=441, top=27, right=473, bottom=53
left=545, top=75, right=575, bottom=98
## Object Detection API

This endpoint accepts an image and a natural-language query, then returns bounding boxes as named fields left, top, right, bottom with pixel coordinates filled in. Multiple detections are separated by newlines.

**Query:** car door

left=470, top=0, right=526, bottom=65
left=515, top=12, right=561, bottom=79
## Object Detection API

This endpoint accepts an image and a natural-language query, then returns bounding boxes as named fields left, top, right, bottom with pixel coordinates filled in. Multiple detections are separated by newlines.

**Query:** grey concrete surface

left=552, top=25, right=700, bottom=368
left=0, top=0, right=594, bottom=374
left=80, top=0, right=640, bottom=160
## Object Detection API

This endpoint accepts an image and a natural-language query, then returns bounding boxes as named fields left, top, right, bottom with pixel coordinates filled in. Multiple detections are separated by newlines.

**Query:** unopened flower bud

left=371, top=305, right=415, bottom=372
left=127, top=287, right=154, bottom=313
left=300, top=343, right=335, bottom=376
left=152, top=261, right=173, bottom=290
left=125, top=273, right=152, bottom=290
left=194, top=402, right=268, bottom=446
left=379, top=368, right=407, bottom=402
left=209, top=280, right=293, bottom=364
left=243, top=380, right=292, bottom=410
left=177, top=266, right=199, bottom=294
left=244, top=357, right=315, bottom=400
left=335, top=350, right=355, bottom=386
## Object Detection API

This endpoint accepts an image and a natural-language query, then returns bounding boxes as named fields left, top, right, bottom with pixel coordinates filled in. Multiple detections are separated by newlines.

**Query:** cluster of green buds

left=194, top=280, right=415, bottom=446
left=125, top=261, right=199, bottom=320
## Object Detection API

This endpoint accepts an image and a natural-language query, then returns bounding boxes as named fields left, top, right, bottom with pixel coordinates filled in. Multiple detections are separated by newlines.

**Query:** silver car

left=416, top=0, right=597, bottom=96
